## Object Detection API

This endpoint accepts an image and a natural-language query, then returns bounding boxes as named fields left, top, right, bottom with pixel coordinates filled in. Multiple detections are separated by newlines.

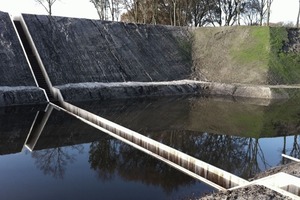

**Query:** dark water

left=0, top=103, right=213, bottom=200
left=1, top=96, right=300, bottom=199
left=74, top=95, right=300, bottom=178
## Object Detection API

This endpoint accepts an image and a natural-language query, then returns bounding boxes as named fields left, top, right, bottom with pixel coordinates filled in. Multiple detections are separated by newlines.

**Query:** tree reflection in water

left=88, top=137, right=197, bottom=194
left=145, top=131, right=263, bottom=179
left=281, top=135, right=300, bottom=164
left=89, top=138, right=119, bottom=181
left=290, top=135, right=300, bottom=158
left=32, top=145, right=84, bottom=179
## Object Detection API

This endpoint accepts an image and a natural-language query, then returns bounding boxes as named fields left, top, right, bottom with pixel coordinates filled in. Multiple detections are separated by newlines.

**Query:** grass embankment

left=192, top=26, right=300, bottom=85
left=269, top=27, right=300, bottom=84
left=230, top=27, right=270, bottom=72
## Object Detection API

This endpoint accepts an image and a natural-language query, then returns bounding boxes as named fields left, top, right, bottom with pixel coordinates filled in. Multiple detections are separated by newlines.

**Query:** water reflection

left=0, top=104, right=46, bottom=155
left=73, top=96, right=300, bottom=178
left=32, top=145, right=83, bottom=179
left=0, top=103, right=212, bottom=199
left=0, top=96, right=300, bottom=199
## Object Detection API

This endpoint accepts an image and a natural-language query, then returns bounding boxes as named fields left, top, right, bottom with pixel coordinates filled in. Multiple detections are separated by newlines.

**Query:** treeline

left=90, top=0, right=275, bottom=26
left=35, top=0, right=300, bottom=27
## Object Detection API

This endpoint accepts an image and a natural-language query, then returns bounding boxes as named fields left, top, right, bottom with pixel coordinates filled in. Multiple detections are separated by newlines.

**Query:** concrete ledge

left=0, top=86, right=48, bottom=107
left=56, top=81, right=204, bottom=102
left=55, top=80, right=296, bottom=102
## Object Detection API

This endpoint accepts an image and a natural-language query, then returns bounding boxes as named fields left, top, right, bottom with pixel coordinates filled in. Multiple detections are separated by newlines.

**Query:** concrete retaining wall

left=0, top=11, right=47, bottom=106
left=22, top=14, right=192, bottom=86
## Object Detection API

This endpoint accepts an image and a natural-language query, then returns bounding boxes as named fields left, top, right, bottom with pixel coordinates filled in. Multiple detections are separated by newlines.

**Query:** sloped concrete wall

left=0, top=12, right=36, bottom=86
left=22, top=14, right=192, bottom=86
left=0, top=11, right=47, bottom=106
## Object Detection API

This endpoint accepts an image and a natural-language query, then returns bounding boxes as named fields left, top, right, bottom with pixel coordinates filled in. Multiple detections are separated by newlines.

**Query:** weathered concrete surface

left=0, top=11, right=47, bottom=106
left=22, top=14, right=191, bottom=86
left=0, top=86, right=48, bottom=106
left=56, top=80, right=205, bottom=101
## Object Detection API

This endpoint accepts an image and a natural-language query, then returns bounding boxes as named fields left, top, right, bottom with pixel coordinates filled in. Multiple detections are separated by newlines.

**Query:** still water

left=0, top=95, right=300, bottom=199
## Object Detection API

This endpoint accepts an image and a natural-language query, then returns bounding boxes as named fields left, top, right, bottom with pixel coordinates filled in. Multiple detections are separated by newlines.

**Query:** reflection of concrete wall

left=74, top=97, right=191, bottom=132
left=0, top=11, right=47, bottom=106
left=33, top=109, right=104, bottom=150
left=0, top=106, right=43, bottom=155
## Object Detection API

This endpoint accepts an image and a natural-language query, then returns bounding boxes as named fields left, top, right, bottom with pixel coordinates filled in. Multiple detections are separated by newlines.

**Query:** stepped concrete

left=0, top=11, right=47, bottom=106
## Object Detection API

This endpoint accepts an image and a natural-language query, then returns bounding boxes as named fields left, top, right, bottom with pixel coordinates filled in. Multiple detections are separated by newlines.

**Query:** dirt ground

left=198, top=162, right=300, bottom=200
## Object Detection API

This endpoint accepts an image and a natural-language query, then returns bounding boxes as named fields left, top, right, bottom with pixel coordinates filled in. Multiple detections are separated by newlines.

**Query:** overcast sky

left=0, top=0, right=298, bottom=24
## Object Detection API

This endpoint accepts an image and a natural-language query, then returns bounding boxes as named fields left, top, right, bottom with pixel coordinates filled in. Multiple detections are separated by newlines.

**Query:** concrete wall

left=0, top=11, right=47, bottom=106
left=22, top=14, right=192, bottom=86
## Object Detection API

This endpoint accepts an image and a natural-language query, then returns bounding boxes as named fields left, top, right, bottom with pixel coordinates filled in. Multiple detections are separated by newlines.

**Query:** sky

left=0, top=0, right=298, bottom=24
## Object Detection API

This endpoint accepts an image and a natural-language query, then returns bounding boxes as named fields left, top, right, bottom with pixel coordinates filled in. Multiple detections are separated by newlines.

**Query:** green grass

left=269, top=27, right=300, bottom=84
left=230, top=27, right=270, bottom=68
left=192, top=26, right=300, bottom=84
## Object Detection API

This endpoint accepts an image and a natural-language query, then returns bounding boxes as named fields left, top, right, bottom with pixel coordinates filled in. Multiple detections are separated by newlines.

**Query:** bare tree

left=220, top=0, right=239, bottom=26
left=297, top=0, right=300, bottom=28
left=35, top=0, right=57, bottom=16
left=151, top=0, right=158, bottom=24
left=121, top=0, right=139, bottom=22
left=266, top=0, right=273, bottom=26
left=258, top=0, right=267, bottom=26
left=109, top=0, right=123, bottom=21
left=170, top=0, right=177, bottom=26
left=243, top=0, right=261, bottom=25
left=90, top=0, right=110, bottom=20
left=243, top=0, right=271, bottom=26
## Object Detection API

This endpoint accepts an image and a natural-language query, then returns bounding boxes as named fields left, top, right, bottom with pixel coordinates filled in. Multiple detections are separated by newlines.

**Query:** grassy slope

left=269, top=27, right=300, bottom=84
left=192, top=26, right=300, bottom=85
left=230, top=27, right=270, bottom=73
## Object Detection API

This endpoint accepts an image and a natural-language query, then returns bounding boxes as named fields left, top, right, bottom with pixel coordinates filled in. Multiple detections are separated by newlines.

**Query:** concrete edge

left=54, top=80, right=298, bottom=102
left=0, top=86, right=48, bottom=107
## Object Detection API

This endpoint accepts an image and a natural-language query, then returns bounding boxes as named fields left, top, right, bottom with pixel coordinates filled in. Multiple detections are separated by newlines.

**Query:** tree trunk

left=266, top=0, right=273, bottom=26
left=151, top=0, right=157, bottom=24
left=48, top=2, right=52, bottom=16
left=297, top=0, right=300, bottom=28
left=173, top=0, right=176, bottom=26
left=135, top=0, right=138, bottom=22
left=111, top=0, right=115, bottom=21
